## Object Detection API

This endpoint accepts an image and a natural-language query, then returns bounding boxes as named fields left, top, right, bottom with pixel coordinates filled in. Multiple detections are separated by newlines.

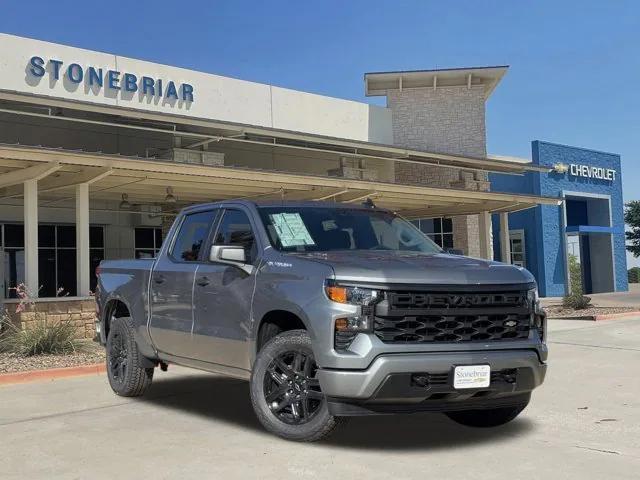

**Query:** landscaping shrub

left=0, top=283, right=88, bottom=356
left=562, top=293, right=592, bottom=310
left=562, top=254, right=592, bottom=310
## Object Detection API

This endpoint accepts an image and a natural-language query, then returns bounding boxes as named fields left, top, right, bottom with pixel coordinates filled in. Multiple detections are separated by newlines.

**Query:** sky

left=1, top=0, right=639, bottom=263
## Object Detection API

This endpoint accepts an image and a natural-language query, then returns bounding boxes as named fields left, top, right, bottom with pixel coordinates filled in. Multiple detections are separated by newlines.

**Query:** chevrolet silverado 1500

left=96, top=200, right=547, bottom=441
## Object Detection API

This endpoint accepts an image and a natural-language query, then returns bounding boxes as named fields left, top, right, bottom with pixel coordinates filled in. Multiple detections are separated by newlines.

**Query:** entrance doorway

left=564, top=193, right=615, bottom=295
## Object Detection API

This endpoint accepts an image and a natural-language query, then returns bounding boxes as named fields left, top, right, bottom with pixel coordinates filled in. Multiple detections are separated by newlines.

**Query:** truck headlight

left=527, top=286, right=542, bottom=314
left=528, top=286, right=546, bottom=342
left=326, top=280, right=382, bottom=350
left=324, top=280, right=379, bottom=306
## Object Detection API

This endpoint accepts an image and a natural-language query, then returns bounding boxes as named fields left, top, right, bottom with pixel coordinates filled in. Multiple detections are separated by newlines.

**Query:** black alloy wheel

left=263, top=350, right=324, bottom=424
left=108, top=327, right=128, bottom=386
left=105, top=316, right=154, bottom=397
left=250, top=329, right=347, bottom=441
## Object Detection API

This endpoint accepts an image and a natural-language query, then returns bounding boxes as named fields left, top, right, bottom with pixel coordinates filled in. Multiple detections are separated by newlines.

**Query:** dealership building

left=0, top=33, right=626, bottom=321
left=490, top=142, right=627, bottom=297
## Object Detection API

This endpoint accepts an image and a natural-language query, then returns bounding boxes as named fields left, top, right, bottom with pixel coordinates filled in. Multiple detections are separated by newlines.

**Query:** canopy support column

left=500, top=212, right=512, bottom=264
left=76, top=183, right=91, bottom=296
left=478, top=211, right=493, bottom=260
left=24, top=179, right=39, bottom=297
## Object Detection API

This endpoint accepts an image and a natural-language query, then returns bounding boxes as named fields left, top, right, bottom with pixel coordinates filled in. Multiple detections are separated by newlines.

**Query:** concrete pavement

left=542, top=283, right=640, bottom=308
left=2, top=318, right=639, bottom=479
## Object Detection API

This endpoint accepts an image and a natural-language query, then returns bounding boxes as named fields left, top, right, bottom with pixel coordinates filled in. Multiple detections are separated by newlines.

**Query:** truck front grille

left=374, top=289, right=531, bottom=344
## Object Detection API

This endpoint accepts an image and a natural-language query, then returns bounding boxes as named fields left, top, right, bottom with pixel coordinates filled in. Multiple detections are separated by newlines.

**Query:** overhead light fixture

left=119, top=193, right=131, bottom=210
left=165, top=187, right=177, bottom=204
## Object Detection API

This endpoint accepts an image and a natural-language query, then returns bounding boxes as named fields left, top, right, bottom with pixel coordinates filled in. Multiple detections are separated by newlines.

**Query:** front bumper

left=317, top=349, right=546, bottom=415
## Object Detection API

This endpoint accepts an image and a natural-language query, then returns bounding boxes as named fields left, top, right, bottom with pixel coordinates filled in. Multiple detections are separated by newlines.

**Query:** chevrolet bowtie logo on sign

left=553, top=163, right=569, bottom=174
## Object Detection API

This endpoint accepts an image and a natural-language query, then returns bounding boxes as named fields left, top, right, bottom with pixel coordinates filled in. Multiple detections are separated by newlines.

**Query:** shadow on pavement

left=138, top=374, right=534, bottom=451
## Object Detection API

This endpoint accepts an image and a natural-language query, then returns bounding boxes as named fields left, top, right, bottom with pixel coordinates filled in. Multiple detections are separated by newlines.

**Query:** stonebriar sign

left=28, top=55, right=194, bottom=102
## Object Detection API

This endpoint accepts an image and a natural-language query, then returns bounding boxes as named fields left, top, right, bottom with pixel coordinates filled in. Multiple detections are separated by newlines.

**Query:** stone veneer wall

left=3, top=298, right=97, bottom=339
left=387, top=85, right=490, bottom=258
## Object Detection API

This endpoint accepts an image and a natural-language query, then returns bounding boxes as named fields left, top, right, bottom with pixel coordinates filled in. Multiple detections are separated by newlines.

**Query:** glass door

left=509, top=230, right=526, bottom=268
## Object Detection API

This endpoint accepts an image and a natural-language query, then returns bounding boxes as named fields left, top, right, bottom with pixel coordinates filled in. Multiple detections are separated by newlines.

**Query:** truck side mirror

left=209, top=245, right=254, bottom=275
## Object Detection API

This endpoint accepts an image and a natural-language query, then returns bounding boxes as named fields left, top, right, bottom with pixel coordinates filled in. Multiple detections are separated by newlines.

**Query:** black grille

left=389, top=291, right=527, bottom=310
left=374, top=289, right=531, bottom=344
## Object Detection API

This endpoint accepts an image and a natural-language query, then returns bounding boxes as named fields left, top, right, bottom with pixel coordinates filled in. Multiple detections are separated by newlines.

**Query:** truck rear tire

left=250, top=329, right=347, bottom=442
left=106, top=316, right=154, bottom=397
left=445, top=403, right=528, bottom=428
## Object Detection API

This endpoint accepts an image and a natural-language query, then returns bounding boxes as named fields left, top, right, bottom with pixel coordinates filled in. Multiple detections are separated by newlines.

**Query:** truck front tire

left=445, top=403, right=528, bottom=428
left=250, top=329, right=347, bottom=442
left=106, top=316, right=154, bottom=397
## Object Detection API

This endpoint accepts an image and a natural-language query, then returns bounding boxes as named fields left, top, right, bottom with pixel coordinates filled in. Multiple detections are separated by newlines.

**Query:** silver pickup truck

left=95, top=200, right=547, bottom=441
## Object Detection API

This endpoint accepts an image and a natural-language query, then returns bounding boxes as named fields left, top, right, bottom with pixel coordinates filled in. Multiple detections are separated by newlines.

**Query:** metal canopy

left=0, top=145, right=561, bottom=219
left=0, top=92, right=551, bottom=175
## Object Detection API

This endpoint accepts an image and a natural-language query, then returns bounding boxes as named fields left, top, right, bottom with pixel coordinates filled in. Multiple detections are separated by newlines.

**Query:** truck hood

left=292, top=250, right=535, bottom=286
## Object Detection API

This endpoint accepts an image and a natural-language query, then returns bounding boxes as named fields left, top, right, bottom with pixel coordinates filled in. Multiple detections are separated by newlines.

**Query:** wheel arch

left=103, top=297, right=132, bottom=341
left=254, top=309, right=309, bottom=355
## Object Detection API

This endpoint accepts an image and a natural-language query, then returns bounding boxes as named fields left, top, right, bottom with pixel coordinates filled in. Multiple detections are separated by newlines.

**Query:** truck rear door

left=149, top=209, right=218, bottom=358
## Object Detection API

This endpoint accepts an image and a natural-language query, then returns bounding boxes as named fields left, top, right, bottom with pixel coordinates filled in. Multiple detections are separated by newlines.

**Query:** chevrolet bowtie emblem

left=553, top=163, right=569, bottom=174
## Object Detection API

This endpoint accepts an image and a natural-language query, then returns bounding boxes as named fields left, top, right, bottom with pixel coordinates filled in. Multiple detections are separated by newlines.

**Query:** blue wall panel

left=490, top=140, right=627, bottom=297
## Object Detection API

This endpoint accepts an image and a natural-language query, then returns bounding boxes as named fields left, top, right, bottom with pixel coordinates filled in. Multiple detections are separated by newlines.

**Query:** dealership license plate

left=453, top=365, right=491, bottom=389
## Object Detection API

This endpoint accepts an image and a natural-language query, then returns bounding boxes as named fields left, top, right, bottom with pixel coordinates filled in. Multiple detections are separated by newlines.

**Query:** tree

left=624, top=201, right=640, bottom=257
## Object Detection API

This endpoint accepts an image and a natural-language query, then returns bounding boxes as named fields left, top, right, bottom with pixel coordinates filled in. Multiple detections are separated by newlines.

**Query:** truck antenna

left=362, top=197, right=376, bottom=208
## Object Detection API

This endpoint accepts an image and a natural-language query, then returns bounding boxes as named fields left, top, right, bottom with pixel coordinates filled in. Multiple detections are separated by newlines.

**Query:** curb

left=548, top=311, right=640, bottom=322
left=0, top=363, right=106, bottom=386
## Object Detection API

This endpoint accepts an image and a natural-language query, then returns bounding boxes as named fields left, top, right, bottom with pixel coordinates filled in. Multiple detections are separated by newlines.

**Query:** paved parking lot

left=2, top=318, right=639, bottom=479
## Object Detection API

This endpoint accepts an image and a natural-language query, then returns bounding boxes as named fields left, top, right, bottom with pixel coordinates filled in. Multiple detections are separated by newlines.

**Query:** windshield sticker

left=270, top=213, right=316, bottom=247
left=321, top=219, right=338, bottom=231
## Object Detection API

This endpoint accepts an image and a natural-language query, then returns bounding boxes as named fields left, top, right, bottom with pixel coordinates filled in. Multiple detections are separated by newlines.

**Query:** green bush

left=0, top=317, right=88, bottom=356
left=562, top=293, right=592, bottom=310
left=562, top=253, right=592, bottom=310
left=628, top=267, right=640, bottom=284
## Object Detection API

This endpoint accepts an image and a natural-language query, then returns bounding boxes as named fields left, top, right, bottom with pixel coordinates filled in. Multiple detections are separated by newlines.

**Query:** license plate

left=453, top=365, right=491, bottom=389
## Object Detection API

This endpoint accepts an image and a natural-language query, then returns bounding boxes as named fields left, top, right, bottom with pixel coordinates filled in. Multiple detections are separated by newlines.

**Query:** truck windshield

left=258, top=206, right=442, bottom=254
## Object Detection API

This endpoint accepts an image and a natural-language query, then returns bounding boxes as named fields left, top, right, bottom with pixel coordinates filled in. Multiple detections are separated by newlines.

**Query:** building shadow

left=138, top=374, right=535, bottom=451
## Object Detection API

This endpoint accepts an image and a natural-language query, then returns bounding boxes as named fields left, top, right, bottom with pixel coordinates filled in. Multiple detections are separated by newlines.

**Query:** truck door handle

left=196, top=276, right=210, bottom=287
left=154, top=275, right=165, bottom=284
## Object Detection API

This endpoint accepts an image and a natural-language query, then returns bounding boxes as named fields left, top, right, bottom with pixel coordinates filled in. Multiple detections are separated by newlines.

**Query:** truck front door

left=149, top=209, right=218, bottom=359
left=191, top=208, right=258, bottom=370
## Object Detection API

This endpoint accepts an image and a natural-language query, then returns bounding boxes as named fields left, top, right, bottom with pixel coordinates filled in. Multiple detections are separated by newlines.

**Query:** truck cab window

left=172, top=210, right=216, bottom=262
left=214, top=210, right=257, bottom=263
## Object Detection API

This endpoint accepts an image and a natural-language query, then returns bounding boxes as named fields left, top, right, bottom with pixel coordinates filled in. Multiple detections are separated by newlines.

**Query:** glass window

left=90, top=226, right=104, bottom=248
left=4, top=224, right=24, bottom=248
left=259, top=207, right=441, bottom=255
left=39, top=225, right=55, bottom=248
left=414, top=217, right=453, bottom=249
left=1, top=224, right=105, bottom=298
left=172, top=211, right=216, bottom=262
left=135, top=227, right=163, bottom=259
left=214, top=210, right=257, bottom=263
left=57, top=225, right=76, bottom=248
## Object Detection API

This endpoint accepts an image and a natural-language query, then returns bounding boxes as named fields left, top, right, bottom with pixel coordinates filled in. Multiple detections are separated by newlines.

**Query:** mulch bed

left=0, top=343, right=105, bottom=374
left=544, top=305, right=638, bottom=319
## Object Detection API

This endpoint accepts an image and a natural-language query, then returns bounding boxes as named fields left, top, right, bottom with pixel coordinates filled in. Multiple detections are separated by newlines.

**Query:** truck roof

left=179, top=199, right=390, bottom=215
